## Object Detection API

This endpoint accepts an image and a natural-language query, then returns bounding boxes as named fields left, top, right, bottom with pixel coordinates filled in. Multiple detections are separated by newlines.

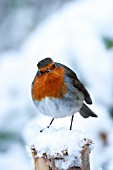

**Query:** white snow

left=0, top=0, right=113, bottom=169
left=26, top=124, right=92, bottom=169
left=0, top=143, right=31, bottom=170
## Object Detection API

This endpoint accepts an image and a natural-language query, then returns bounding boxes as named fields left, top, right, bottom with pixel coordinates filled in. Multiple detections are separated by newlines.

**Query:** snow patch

left=26, top=124, right=93, bottom=169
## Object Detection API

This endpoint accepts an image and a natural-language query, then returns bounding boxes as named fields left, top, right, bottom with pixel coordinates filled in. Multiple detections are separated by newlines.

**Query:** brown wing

left=55, top=62, right=92, bottom=105
left=74, top=79, right=92, bottom=104
left=67, top=70, right=92, bottom=104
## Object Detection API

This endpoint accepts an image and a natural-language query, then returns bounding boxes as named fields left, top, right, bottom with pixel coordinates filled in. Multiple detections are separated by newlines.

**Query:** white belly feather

left=33, top=92, right=84, bottom=118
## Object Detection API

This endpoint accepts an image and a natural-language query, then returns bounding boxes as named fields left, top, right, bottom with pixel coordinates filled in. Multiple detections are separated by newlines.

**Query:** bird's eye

left=46, top=68, right=51, bottom=73
left=39, top=70, right=43, bottom=74
left=53, top=64, right=56, bottom=68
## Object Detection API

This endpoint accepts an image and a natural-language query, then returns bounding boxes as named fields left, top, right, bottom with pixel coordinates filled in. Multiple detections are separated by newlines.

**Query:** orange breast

left=32, top=67, right=68, bottom=101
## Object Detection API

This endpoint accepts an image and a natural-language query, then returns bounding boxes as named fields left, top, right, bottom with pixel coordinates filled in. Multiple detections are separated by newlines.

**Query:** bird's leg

left=47, top=118, right=54, bottom=128
left=70, top=115, right=74, bottom=130
left=40, top=118, right=54, bottom=132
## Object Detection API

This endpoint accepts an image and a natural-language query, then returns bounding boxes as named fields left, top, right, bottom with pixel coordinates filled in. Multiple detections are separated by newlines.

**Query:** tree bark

left=30, top=140, right=92, bottom=170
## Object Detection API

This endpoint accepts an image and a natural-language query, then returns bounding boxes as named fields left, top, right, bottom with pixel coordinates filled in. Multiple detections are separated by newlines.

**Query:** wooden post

left=81, top=140, right=92, bottom=170
left=30, top=140, right=92, bottom=170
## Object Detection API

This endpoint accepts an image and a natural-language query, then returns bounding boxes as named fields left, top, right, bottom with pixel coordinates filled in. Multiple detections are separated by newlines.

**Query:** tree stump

left=30, top=140, right=92, bottom=170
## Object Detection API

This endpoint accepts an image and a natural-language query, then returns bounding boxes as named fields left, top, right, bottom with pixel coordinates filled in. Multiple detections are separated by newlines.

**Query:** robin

left=31, top=57, right=97, bottom=130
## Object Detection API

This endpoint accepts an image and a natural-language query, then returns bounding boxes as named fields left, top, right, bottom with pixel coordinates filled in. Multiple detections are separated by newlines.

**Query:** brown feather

left=62, top=63, right=92, bottom=104
left=32, top=67, right=67, bottom=101
left=74, top=79, right=92, bottom=104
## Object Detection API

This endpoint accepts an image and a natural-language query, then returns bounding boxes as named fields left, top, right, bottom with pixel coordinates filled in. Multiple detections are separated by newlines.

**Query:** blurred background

left=0, top=0, right=113, bottom=169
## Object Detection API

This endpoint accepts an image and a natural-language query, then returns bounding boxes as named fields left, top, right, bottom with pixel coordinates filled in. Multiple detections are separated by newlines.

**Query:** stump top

left=27, top=126, right=93, bottom=170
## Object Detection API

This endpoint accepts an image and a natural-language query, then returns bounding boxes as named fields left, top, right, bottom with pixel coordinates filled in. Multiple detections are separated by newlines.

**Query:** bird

left=31, top=57, right=97, bottom=130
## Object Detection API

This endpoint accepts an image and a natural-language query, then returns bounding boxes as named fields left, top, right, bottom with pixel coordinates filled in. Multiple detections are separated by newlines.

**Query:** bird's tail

left=79, top=103, right=97, bottom=118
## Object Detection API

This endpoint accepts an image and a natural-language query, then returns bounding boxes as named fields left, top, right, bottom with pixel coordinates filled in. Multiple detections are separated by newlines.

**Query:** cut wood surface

left=30, top=140, right=92, bottom=170
left=81, top=140, right=92, bottom=170
left=35, top=158, right=49, bottom=170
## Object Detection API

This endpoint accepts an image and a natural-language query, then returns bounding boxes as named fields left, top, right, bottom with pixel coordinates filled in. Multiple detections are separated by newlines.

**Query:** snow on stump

left=26, top=126, right=93, bottom=170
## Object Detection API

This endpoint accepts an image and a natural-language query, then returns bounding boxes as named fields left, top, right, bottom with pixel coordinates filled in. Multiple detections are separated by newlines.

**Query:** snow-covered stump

left=26, top=126, right=93, bottom=170
left=31, top=140, right=91, bottom=170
